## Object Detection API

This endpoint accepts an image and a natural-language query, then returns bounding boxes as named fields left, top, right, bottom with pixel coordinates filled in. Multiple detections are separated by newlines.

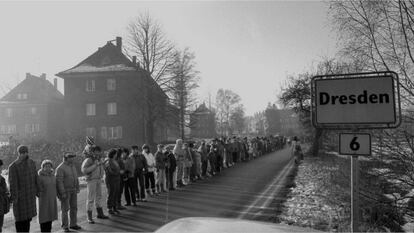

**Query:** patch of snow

left=63, top=64, right=136, bottom=73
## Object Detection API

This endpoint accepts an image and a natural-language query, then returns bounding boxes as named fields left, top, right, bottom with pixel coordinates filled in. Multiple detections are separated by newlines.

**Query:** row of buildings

left=0, top=37, right=299, bottom=146
left=0, top=37, right=183, bottom=147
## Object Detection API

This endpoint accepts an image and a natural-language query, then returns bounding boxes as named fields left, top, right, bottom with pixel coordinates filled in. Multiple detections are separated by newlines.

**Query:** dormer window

left=17, top=93, right=28, bottom=100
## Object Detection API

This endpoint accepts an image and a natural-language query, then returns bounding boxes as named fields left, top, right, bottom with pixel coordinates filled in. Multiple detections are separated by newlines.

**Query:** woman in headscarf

left=173, top=139, right=185, bottom=187
left=38, top=160, right=58, bottom=232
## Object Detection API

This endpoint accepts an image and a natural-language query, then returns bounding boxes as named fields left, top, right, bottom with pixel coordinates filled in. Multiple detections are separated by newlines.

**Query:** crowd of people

left=0, top=135, right=293, bottom=232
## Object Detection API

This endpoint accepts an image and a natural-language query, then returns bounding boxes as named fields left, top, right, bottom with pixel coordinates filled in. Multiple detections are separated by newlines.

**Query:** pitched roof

left=0, top=74, right=63, bottom=103
left=193, top=103, right=213, bottom=114
left=57, top=41, right=137, bottom=76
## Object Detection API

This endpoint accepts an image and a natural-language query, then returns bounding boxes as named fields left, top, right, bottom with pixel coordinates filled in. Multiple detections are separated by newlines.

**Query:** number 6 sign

left=339, top=133, right=371, bottom=156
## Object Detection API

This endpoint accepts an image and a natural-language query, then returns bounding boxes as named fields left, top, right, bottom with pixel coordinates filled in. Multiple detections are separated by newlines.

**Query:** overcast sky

left=0, top=1, right=337, bottom=115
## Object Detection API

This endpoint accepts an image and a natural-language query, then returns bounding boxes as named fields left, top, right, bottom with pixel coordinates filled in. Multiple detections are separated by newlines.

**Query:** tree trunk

left=311, top=128, right=323, bottom=156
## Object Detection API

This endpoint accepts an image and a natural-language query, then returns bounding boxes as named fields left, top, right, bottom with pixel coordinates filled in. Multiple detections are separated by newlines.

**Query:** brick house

left=56, top=37, right=174, bottom=147
left=0, top=73, right=64, bottom=143
left=190, top=103, right=216, bottom=139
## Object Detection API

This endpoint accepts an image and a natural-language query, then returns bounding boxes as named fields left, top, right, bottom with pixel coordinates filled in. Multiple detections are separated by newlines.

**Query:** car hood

left=154, top=217, right=319, bottom=233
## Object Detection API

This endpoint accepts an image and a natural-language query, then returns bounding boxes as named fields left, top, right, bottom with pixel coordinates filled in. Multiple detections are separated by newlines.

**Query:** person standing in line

left=0, top=159, right=9, bottom=233
left=104, top=148, right=121, bottom=214
left=37, top=160, right=58, bottom=232
left=165, top=146, right=176, bottom=191
left=194, top=143, right=202, bottom=180
left=197, top=141, right=208, bottom=178
left=183, top=143, right=193, bottom=185
left=132, top=146, right=147, bottom=202
left=143, top=144, right=157, bottom=195
left=8, top=145, right=38, bottom=233
left=116, top=148, right=127, bottom=211
left=173, top=139, right=185, bottom=187
left=188, top=143, right=198, bottom=182
left=123, top=148, right=137, bottom=206
left=154, top=144, right=167, bottom=193
left=56, top=153, right=81, bottom=232
left=207, top=145, right=216, bottom=176
left=81, top=145, right=108, bottom=224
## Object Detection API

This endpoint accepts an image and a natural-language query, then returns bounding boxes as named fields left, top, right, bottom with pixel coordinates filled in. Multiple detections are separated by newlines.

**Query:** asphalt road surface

left=3, top=147, right=293, bottom=232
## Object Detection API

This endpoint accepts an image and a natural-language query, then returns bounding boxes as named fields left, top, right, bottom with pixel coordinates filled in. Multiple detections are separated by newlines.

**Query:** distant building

left=278, top=109, right=301, bottom=136
left=56, top=37, right=172, bottom=146
left=0, top=73, right=64, bottom=142
left=190, top=103, right=216, bottom=139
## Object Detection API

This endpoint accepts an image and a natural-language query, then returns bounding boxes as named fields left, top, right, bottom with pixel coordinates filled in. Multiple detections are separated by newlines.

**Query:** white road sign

left=339, top=133, right=371, bottom=156
left=312, top=72, right=398, bottom=127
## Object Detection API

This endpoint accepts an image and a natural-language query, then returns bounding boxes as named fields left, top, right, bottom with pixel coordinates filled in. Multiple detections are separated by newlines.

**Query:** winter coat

left=155, top=151, right=167, bottom=170
left=183, top=149, right=193, bottom=168
left=117, top=158, right=127, bottom=180
left=8, top=158, right=38, bottom=221
left=143, top=151, right=156, bottom=172
left=173, top=141, right=185, bottom=162
left=104, top=158, right=120, bottom=179
left=166, top=151, right=176, bottom=171
left=0, top=175, right=9, bottom=216
left=38, top=169, right=58, bottom=224
left=133, top=153, right=148, bottom=173
left=124, top=155, right=136, bottom=178
left=55, top=161, right=79, bottom=197
left=197, top=145, right=208, bottom=162
left=81, top=157, right=104, bottom=181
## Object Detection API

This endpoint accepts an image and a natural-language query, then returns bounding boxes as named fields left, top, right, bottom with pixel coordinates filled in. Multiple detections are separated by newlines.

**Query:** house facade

left=0, top=73, right=64, bottom=143
left=57, top=37, right=171, bottom=147
left=190, top=103, right=216, bottom=139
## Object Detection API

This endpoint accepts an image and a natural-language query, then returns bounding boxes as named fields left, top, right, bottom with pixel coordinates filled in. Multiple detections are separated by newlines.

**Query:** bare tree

left=215, top=89, right=242, bottom=136
left=125, top=13, right=178, bottom=146
left=126, top=13, right=177, bottom=92
left=169, top=48, right=200, bottom=139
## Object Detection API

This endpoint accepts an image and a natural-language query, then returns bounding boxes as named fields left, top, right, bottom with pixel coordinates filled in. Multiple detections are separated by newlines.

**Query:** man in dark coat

left=132, top=145, right=148, bottom=202
left=166, top=146, right=177, bottom=190
left=8, top=145, right=39, bottom=232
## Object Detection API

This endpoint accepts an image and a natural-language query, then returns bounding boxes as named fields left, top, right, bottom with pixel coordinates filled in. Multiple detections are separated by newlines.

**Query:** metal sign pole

left=351, top=155, right=359, bottom=232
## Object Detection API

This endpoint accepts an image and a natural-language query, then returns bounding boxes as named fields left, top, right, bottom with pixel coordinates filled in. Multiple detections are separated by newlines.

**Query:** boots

left=97, top=207, right=109, bottom=219
left=87, top=210, right=95, bottom=224
left=108, top=207, right=115, bottom=215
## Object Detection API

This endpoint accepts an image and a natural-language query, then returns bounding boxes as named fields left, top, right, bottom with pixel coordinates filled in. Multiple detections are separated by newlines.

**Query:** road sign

left=339, top=133, right=371, bottom=156
left=311, top=71, right=401, bottom=129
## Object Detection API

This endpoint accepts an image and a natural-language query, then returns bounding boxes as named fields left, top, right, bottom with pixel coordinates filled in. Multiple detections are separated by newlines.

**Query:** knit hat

left=86, top=136, right=94, bottom=145
left=41, top=160, right=53, bottom=168
left=64, top=152, right=76, bottom=159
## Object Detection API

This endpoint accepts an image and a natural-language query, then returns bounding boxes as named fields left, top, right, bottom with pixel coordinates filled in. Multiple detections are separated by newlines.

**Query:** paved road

left=3, top=147, right=293, bottom=232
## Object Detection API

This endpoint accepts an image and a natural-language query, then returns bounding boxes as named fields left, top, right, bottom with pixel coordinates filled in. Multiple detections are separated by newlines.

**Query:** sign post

left=351, top=155, right=359, bottom=232
left=311, top=71, right=401, bottom=232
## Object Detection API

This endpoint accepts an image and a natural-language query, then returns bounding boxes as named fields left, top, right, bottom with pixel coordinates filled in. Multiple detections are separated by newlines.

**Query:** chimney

left=132, top=56, right=136, bottom=66
left=26, top=73, right=31, bottom=79
left=53, top=78, right=58, bottom=89
left=40, top=73, right=46, bottom=79
left=116, top=37, right=122, bottom=51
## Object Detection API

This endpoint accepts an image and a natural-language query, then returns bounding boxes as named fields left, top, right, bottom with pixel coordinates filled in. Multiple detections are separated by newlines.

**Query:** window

left=17, top=93, right=28, bottom=100
left=107, top=102, right=117, bottom=115
left=107, top=79, right=116, bottom=91
left=101, top=127, right=107, bottom=140
left=30, top=107, right=37, bottom=115
left=7, top=125, right=16, bottom=134
left=86, top=127, right=96, bottom=138
left=5, top=108, right=12, bottom=118
left=108, top=126, right=122, bottom=139
left=25, top=124, right=40, bottom=134
left=0, top=125, right=5, bottom=134
left=86, top=80, right=95, bottom=92
left=86, top=103, right=96, bottom=116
